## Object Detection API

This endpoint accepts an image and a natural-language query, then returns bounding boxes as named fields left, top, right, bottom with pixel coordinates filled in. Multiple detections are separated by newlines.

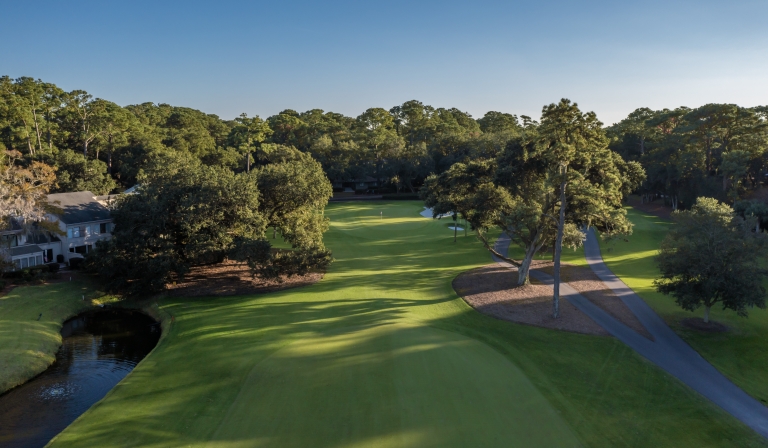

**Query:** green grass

left=0, top=279, right=103, bottom=394
left=599, top=207, right=768, bottom=405
left=36, top=201, right=767, bottom=447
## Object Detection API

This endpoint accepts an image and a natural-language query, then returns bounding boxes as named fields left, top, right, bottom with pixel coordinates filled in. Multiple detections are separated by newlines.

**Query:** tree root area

left=166, top=260, right=323, bottom=297
left=681, top=317, right=729, bottom=333
left=453, top=263, right=652, bottom=338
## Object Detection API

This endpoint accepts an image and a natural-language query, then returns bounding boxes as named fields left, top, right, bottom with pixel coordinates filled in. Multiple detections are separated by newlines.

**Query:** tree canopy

left=423, top=100, right=643, bottom=318
left=86, top=151, right=333, bottom=296
left=654, top=197, right=767, bottom=322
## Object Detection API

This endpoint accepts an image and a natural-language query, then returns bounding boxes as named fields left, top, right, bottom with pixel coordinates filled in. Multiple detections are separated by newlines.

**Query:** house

left=47, top=191, right=114, bottom=262
left=1, top=218, right=48, bottom=270
left=1, top=191, right=114, bottom=270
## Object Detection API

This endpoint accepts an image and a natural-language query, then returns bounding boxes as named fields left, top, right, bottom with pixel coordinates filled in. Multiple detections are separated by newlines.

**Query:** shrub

left=381, top=193, right=420, bottom=200
left=69, top=258, right=84, bottom=270
left=46, top=263, right=60, bottom=273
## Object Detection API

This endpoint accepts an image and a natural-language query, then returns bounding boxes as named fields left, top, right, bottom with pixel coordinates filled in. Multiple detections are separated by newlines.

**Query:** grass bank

left=0, top=279, right=105, bottom=394
left=47, top=201, right=765, bottom=447
left=599, top=207, right=768, bottom=405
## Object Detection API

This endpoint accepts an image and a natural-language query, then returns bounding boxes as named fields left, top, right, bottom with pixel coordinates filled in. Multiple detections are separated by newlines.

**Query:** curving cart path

left=493, top=230, right=768, bottom=438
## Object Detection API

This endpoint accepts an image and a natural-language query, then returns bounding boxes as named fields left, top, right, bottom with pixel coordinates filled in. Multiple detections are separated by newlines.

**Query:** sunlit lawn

left=599, top=207, right=768, bottom=405
left=45, top=201, right=765, bottom=447
left=0, top=279, right=102, bottom=394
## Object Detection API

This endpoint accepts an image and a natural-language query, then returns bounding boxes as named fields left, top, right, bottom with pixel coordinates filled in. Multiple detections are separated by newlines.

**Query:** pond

left=0, top=309, right=161, bottom=447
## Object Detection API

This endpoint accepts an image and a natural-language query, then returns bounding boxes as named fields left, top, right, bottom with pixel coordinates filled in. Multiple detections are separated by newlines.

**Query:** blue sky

left=2, top=0, right=766, bottom=124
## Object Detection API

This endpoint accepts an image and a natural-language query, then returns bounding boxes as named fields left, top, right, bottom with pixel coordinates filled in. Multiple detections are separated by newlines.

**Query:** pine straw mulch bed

left=165, top=259, right=323, bottom=297
left=453, top=262, right=652, bottom=338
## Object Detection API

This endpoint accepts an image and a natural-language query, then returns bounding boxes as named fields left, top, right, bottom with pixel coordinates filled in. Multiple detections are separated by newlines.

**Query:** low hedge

left=381, top=193, right=420, bottom=200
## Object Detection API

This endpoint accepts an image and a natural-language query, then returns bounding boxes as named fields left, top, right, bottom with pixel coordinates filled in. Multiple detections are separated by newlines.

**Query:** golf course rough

left=599, top=207, right=768, bottom=406
left=46, top=202, right=767, bottom=447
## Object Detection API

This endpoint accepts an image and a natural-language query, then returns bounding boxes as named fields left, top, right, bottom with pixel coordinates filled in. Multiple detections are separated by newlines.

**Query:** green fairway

left=37, top=201, right=767, bottom=447
left=0, top=280, right=102, bottom=394
left=599, top=207, right=768, bottom=405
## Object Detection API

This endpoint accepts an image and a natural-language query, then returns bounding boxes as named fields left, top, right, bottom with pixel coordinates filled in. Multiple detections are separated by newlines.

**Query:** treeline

left=3, top=76, right=767, bottom=205
left=608, top=105, right=768, bottom=208
left=0, top=76, right=524, bottom=194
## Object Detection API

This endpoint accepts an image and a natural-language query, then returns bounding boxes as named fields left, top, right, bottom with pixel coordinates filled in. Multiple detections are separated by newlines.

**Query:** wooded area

left=3, top=76, right=767, bottom=208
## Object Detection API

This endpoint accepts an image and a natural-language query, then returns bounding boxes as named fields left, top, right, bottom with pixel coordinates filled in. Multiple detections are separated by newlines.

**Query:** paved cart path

left=493, top=230, right=768, bottom=438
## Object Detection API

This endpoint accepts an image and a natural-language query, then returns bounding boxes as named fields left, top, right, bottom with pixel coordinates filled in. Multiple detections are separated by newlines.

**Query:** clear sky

left=2, top=0, right=766, bottom=125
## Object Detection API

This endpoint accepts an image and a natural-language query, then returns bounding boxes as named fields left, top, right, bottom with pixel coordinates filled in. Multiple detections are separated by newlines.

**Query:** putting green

left=44, top=201, right=767, bottom=447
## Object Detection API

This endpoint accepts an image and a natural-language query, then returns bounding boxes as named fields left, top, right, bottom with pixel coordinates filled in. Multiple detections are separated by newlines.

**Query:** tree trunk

left=704, top=305, right=711, bottom=323
left=46, top=112, right=52, bottom=150
left=247, top=152, right=251, bottom=173
left=273, top=227, right=276, bottom=239
left=553, top=172, right=567, bottom=319
left=454, top=223, right=457, bottom=242
left=516, top=244, right=539, bottom=286
left=32, top=109, right=42, bottom=152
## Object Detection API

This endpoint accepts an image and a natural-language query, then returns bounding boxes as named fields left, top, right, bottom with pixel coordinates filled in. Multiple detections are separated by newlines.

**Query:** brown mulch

left=625, top=196, right=673, bottom=220
left=536, top=263, right=653, bottom=339
left=166, top=259, right=323, bottom=297
left=454, top=262, right=653, bottom=338
left=681, top=317, right=729, bottom=333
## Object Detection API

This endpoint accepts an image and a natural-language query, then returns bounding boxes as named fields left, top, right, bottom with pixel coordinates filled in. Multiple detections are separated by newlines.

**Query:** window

left=1, top=234, right=17, bottom=247
left=92, top=224, right=100, bottom=235
left=13, top=260, right=21, bottom=270
left=36, top=255, right=43, bottom=265
left=100, top=223, right=111, bottom=234
left=28, top=256, right=36, bottom=267
left=68, top=227, right=81, bottom=238
left=21, top=258, right=28, bottom=268
left=69, top=247, right=75, bottom=253
left=75, top=245, right=87, bottom=254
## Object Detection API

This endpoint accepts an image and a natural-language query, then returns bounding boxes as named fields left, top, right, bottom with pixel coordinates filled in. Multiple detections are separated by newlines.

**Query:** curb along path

left=492, top=230, right=768, bottom=438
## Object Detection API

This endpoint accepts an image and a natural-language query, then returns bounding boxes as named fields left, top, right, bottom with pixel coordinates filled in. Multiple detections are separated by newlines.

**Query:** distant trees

left=609, top=104, right=768, bottom=209
left=654, top=197, right=767, bottom=322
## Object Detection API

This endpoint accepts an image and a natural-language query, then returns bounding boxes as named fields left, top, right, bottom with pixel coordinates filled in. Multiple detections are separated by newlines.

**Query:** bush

left=3, top=265, right=49, bottom=282
left=46, top=263, right=60, bottom=273
left=381, top=193, right=420, bottom=200
left=0, top=279, right=6, bottom=289
left=69, top=258, right=84, bottom=270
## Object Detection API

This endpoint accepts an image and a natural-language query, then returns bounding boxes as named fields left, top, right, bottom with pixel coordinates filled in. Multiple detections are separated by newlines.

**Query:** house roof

left=47, top=191, right=111, bottom=224
left=1, top=218, right=22, bottom=234
left=10, top=244, right=43, bottom=257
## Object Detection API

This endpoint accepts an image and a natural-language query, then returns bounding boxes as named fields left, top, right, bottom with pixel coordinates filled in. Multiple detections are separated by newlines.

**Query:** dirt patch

left=681, top=317, right=729, bottom=333
left=454, top=264, right=610, bottom=336
left=166, top=259, right=323, bottom=297
left=536, top=263, right=653, bottom=339
left=625, top=196, right=673, bottom=220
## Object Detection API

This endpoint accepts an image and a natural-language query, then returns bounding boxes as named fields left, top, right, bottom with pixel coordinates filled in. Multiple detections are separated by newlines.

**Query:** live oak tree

left=655, top=197, right=767, bottom=323
left=0, top=150, right=60, bottom=272
left=87, top=151, right=332, bottom=296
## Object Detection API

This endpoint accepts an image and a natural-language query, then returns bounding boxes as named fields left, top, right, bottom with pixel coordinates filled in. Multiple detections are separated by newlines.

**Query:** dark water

left=0, top=310, right=160, bottom=447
